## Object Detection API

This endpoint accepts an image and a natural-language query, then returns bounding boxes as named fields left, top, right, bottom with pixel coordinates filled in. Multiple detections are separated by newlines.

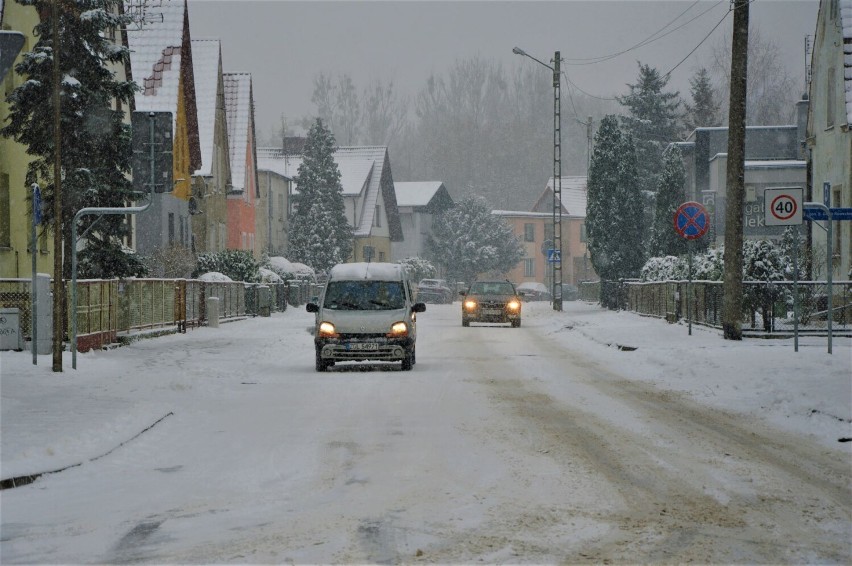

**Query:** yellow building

left=0, top=1, right=52, bottom=278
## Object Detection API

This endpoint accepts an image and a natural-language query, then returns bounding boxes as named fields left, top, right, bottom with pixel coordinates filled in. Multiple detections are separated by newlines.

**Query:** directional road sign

left=765, top=187, right=803, bottom=226
left=803, top=206, right=852, bottom=221
left=673, top=201, right=710, bottom=240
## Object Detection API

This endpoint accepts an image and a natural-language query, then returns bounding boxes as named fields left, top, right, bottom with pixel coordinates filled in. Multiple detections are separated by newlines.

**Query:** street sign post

left=674, top=202, right=710, bottom=335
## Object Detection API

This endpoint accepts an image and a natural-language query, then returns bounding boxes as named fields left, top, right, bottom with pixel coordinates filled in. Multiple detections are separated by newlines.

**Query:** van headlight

left=507, top=300, right=521, bottom=311
left=318, top=321, right=338, bottom=338
left=387, top=321, right=408, bottom=337
left=464, top=300, right=478, bottom=311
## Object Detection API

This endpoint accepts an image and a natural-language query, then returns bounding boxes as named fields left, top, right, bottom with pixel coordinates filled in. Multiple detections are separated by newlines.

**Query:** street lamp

left=513, top=47, right=563, bottom=311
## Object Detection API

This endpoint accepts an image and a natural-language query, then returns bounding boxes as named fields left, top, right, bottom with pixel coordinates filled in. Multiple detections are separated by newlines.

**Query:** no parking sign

left=673, top=202, right=710, bottom=240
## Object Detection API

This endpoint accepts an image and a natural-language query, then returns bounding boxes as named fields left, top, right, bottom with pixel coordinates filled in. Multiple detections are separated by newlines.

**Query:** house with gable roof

left=1, top=0, right=53, bottom=278
left=223, top=72, right=259, bottom=256
left=190, top=38, right=230, bottom=254
left=807, top=0, right=852, bottom=279
left=493, top=176, right=595, bottom=288
left=125, top=0, right=201, bottom=267
left=390, top=181, right=454, bottom=263
left=256, top=145, right=403, bottom=264
left=255, top=150, right=297, bottom=256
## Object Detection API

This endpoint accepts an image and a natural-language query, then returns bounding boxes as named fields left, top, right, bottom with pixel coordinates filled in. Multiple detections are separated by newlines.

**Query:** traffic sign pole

left=673, top=202, right=710, bottom=336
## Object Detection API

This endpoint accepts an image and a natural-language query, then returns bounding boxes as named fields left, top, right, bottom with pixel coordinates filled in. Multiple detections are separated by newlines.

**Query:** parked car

left=460, top=280, right=522, bottom=328
left=561, top=283, right=580, bottom=301
left=417, top=278, right=454, bottom=304
left=306, top=263, right=426, bottom=371
left=517, top=282, right=552, bottom=302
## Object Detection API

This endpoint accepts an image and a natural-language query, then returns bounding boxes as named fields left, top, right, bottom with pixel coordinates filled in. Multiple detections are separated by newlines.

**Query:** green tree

left=683, top=67, right=721, bottom=134
left=427, top=195, right=523, bottom=284
left=586, top=115, right=646, bottom=305
left=194, top=250, right=261, bottom=282
left=649, top=146, right=690, bottom=258
left=1, top=0, right=144, bottom=278
left=618, top=62, right=683, bottom=229
left=288, top=118, right=353, bottom=273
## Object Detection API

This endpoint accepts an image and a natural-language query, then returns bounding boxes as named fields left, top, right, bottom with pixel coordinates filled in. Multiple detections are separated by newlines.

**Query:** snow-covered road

left=1, top=301, right=849, bottom=563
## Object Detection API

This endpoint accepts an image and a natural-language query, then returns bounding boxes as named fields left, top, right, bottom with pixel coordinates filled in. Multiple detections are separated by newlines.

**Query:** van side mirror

left=306, top=303, right=319, bottom=313
left=412, top=302, right=426, bottom=313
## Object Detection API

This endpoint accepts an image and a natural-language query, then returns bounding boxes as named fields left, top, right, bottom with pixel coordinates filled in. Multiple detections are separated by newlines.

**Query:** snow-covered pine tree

left=587, top=115, right=646, bottom=287
left=649, top=145, right=690, bottom=258
left=426, top=195, right=523, bottom=285
left=683, top=67, right=721, bottom=134
left=1, top=0, right=144, bottom=278
left=618, top=62, right=682, bottom=243
left=287, top=118, right=353, bottom=273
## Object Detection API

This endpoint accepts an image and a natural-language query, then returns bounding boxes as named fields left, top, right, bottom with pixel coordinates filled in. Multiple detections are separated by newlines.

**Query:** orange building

left=494, top=176, right=596, bottom=288
left=223, top=73, right=258, bottom=255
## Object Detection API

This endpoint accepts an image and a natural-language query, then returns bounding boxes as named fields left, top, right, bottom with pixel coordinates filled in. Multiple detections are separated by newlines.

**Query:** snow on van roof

left=329, top=262, right=403, bottom=281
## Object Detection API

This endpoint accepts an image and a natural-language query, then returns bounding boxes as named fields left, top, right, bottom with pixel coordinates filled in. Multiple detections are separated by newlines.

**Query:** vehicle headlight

left=388, top=321, right=408, bottom=337
left=318, top=321, right=337, bottom=337
left=507, top=300, right=521, bottom=311
left=464, top=300, right=478, bottom=310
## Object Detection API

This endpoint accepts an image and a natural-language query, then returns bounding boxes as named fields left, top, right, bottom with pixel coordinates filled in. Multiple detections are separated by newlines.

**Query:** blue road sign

left=804, top=207, right=852, bottom=221
left=547, top=249, right=561, bottom=263
left=32, top=185, right=42, bottom=225
left=674, top=201, right=710, bottom=240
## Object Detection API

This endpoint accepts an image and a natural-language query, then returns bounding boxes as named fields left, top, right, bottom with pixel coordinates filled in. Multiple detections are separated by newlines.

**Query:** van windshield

left=323, top=281, right=406, bottom=311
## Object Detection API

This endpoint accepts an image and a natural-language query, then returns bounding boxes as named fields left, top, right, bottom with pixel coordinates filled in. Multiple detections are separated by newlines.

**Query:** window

left=374, top=205, right=381, bottom=227
left=524, top=223, right=535, bottom=242
left=524, top=258, right=535, bottom=277
left=379, top=251, right=385, bottom=261
left=168, top=213, right=175, bottom=245
left=0, top=173, right=9, bottom=247
left=179, top=215, right=185, bottom=246
left=827, top=67, right=836, bottom=128
left=580, top=223, right=588, bottom=243
left=833, top=186, right=842, bottom=258
left=544, top=223, right=554, bottom=243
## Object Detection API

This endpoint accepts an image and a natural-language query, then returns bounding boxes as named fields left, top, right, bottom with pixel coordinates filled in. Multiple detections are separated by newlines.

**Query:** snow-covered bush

left=397, top=257, right=436, bottom=283
left=266, top=256, right=316, bottom=282
left=198, top=271, right=232, bottom=283
left=194, top=250, right=260, bottom=283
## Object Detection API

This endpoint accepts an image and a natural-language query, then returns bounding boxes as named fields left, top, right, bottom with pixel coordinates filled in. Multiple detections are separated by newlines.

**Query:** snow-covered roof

left=394, top=182, right=445, bottom=207
left=223, top=72, right=253, bottom=193
left=840, top=0, right=852, bottom=123
left=708, top=153, right=806, bottom=169
left=545, top=176, right=588, bottom=218
left=125, top=0, right=186, bottom=131
left=329, top=262, right=403, bottom=281
left=256, top=145, right=395, bottom=238
left=191, top=39, right=220, bottom=177
left=492, top=210, right=557, bottom=218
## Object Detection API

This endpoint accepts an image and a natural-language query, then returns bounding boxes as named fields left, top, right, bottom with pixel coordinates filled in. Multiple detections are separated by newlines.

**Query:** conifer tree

left=1, top=0, right=144, bottom=278
left=288, top=118, right=353, bottom=273
left=427, top=195, right=523, bottom=284
left=683, top=67, right=721, bottom=134
left=586, top=116, right=646, bottom=293
left=649, top=146, right=689, bottom=258
left=618, top=62, right=682, bottom=199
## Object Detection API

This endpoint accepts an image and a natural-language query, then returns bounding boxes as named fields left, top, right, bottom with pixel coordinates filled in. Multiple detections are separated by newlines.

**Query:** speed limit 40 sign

left=764, top=187, right=803, bottom=226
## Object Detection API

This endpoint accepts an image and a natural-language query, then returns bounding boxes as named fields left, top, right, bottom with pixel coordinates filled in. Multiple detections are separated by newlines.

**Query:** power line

left=662, top=8, right=732, bottom=80
left=563, top=0, right=726, bottom=66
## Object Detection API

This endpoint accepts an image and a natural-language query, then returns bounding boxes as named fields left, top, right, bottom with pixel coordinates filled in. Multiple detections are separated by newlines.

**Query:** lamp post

left=513, top=47, right=562, bottom=311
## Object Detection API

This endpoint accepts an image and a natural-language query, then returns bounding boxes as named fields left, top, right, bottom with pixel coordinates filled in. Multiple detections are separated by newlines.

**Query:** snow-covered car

left=306, top=263, right=426, bottom=372
left=517, top=281, right=551, bottom=302
left=460, top=280, right=522, bottom=327
left=416, top=278, right=454, bottom=304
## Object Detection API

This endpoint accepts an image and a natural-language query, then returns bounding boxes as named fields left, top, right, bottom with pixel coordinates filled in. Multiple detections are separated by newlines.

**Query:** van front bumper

left=316, top=335, right=413, bottom=362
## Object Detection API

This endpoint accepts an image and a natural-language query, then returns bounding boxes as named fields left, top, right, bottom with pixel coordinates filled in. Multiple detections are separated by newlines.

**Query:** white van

left=306, top=262, right=426, bottom=372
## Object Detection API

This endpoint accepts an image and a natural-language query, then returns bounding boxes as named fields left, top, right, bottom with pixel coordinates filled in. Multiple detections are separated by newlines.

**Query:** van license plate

left=348, top=343, right=378, bottom=351
left=482, top=309, right=502, bottom=315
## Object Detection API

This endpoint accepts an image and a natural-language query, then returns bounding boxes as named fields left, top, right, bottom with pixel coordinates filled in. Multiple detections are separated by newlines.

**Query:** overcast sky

left=187, top=0, right=819, bottom=139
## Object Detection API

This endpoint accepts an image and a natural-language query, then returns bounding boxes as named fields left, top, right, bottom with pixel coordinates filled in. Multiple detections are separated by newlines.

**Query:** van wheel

left=401, top=349, right=413, bottom=371
left=512, top=319, right=521, bottom=328
left=462, top=317, right=470, bottom=327
left=315, top=348, right=330, bottom=372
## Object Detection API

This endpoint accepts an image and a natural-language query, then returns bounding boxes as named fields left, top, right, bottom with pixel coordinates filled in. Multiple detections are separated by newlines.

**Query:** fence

left=0, top=277, right=304, bottom=351
left=584, top=279, right=852, bottom=335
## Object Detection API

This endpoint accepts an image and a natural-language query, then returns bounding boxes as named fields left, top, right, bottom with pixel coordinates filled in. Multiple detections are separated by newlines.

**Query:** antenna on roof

left=123, top=0, right=165, bottom=31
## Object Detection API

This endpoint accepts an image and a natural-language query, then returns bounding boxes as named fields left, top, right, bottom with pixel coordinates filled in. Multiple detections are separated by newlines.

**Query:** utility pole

left=552, top=51, right=563, bottom=312
left=51, top=0, right=64, bottom=371
left=722, top=0, right=749, bottom=340
left=586, top=116, right=593, bottom=173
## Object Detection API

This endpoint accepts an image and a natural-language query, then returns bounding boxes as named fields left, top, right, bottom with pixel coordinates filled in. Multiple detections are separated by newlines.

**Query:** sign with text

left=764, top=187, right=803, bottom=226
